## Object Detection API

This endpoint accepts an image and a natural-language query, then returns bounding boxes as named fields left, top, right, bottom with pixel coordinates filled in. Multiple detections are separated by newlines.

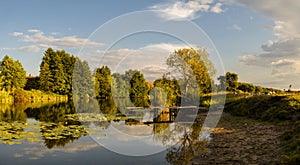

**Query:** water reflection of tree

left=0, top=103, right=27, bottom=122
left=165, top=121, right=207, bottom=165
left=25, top=102, right=75, bottom=123
left=25, top=102, right=88, bottom=149
left=41, top=123, right=87, bottom=149
left=153, top=116, right=207, bottom=165
left=74, top=97, right=99, bottom=114
left=98, top=98, right=119, bottom=115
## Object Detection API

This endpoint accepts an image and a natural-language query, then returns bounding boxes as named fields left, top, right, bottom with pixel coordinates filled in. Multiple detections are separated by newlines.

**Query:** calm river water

left=0, top=99, right=207, bottom=165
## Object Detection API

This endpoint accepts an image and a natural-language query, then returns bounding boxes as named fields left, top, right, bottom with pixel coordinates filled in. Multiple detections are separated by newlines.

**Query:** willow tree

left=166, top=48, right=215, bottom=95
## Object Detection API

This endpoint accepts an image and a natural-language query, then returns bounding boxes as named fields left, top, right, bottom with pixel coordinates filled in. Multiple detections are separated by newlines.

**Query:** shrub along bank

left=0, top=89, right=68, bottom=103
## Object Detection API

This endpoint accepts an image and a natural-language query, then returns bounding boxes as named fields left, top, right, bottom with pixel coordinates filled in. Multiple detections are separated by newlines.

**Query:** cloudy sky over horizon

left=0, top=0, right=299, bottom=90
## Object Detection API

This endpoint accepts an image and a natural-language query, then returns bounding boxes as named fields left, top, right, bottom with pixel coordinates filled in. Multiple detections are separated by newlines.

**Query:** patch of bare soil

left=192, top=113, right=287, bottom=164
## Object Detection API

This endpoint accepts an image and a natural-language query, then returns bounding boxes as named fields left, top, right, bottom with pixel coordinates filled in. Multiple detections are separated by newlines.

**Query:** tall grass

left=13, top=89, right=68, bottom=103
left=0, top=89, right=68, bottom=103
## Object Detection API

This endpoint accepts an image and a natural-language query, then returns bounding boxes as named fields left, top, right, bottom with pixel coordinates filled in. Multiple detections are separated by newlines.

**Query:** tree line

left=0, top=48, right=152, bottom=101
left=0, top=47, right=282, bottom=103
left=218, top=72, right=282, bottom=94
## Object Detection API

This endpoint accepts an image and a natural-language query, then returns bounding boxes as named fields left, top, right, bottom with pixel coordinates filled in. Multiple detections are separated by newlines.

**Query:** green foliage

left=166, top=48, right=215, bottom=94
left=5, top=89, right=67, bottom=103
left=39, top=48, right=76, bottom=97
left=130, top=97, right=150, bottom=107
left=225, top=95, right=299, bottom=121
left=97, top=98, right=119, bottom=114
left=112, top=72, right=129, bottom=97
left=279, top=121, right=300, bottom=164
left=153, top=77, right=181, bottom=106
left=0, top=55, right=27, bottom=91
left=226, top=72, right=238, bottom=91
left=217, top=75, right=226, bottom=91
left=24, top=76, right=40, bottom=90
left=13, top=88, right=29, bottom=103
left=237, top=82, right=255, bottom=93
left=72, top=58, right=94, bottom=99
left=94, top=66, right=112, bottom=98
left=0, top=90, right=13, bottom=103
left=255, top=86, right=263, bottom=93
left=39, top=48, right=54, bottom=92
left=129, top=70, right=150, bottom=97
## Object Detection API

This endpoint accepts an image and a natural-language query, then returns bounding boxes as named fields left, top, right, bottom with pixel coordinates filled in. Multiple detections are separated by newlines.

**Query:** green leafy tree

left=94, top=66, right=112, bottom=98
left=72, top=58, right=94, bottom=98
left=39, top=48, right=76, bottom=97
left=217, top=75, right=226, bottom=91
left=124, top=69, right=137, bottom=82
left=0, top=55, right=27, bottom=91
left=112, top=72, right=129, bottom=97
left=226, top=72, right=238, bottom=91
left=237, top=82, right=255, bottom=93
left=59, top=50, right=76, bottom=96
left=166, top=48, right=215, bottom=94
left=153, top=76, right=181, bottom=106
left=50, top=51, right=66, bottom=94
left=255, top=86, right=263, bottom=94
left=39, top=48, right=54, bottom=92
left=129, top=70, right=150, bottom=97
left=24, top=76, right=40, bottom=90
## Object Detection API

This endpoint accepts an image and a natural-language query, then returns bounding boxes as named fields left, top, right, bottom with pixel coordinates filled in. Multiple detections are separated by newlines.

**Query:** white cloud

left=270, top=59, right=300, bottom=79
left=12, top=32, right=23, bottom=37
left=19, top=45, right=41, bottom=53
left=21, top=31, right=104, bottom=48
left=223, top=0, right=300, bottom=87
left=1, top=47, right=17, bottom=51
left=27, top=29, right=41, bottom=33
left=82, top=43, right=191, bottom=80
left=240, top=38, right=300, bottom=66
left=210, top=2, right=224, bottom=13
left=11, top=29, right=105, bottom=53
left=141, top=65, right=168, bottom=81
left=228, top=24, right=242, bottom=31
left=15, top=142, right=100, bottom=159
left=200, top=0, right=214, bottom=4
left=149, top=0, right=224, bottom=21
left=51, top=32, right=59, bottom=35
left=222, top=0, right=300, bottom=41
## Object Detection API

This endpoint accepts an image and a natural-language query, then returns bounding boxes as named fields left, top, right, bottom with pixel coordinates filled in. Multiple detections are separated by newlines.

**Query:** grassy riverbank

left=0, top=89, right=68, bottom=103
left=224, top=94, right=300, bottom=164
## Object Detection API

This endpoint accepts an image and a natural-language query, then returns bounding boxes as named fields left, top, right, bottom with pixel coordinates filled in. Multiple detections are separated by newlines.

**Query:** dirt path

left=192, top=113, right=287, bottom=164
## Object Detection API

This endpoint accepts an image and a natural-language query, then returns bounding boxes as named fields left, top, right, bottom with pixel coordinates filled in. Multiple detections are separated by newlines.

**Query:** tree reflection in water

left=165, top=121, right=207, bottom=165
left=152, top=109, right=207, bottom=165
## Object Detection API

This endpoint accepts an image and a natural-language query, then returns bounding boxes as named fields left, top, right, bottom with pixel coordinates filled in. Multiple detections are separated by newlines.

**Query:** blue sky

left=0, top=0, right=299, bottom=90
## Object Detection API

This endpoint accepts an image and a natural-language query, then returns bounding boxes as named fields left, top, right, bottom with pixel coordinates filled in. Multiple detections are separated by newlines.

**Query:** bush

left=13, top=88, right=28, bottom=103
